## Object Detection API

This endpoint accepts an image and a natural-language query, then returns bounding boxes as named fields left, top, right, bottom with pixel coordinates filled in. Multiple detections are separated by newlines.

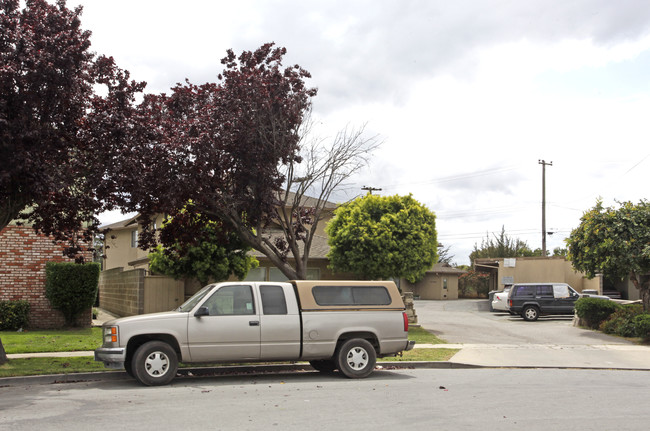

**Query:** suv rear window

left=513, top=285, right=536, bottom=297
left=312, top=285, right=392, bottom=306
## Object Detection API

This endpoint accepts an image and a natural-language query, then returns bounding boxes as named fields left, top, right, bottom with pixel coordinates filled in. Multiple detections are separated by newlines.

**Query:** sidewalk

left=8, top=342, right=650, bottom=370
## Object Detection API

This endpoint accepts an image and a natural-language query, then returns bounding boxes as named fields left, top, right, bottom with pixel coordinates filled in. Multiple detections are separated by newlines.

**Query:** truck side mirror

left=194, top=307, right=210, bottom=317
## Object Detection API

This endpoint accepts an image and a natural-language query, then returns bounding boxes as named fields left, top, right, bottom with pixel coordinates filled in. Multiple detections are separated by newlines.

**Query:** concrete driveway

left=414, top=299, right=632, bottom=345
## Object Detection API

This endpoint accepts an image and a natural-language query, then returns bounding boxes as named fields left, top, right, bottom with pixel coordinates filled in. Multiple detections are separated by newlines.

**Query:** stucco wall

left=495, top=257, right=602, bottom=293
left=403, top=272, right=460, bottom=300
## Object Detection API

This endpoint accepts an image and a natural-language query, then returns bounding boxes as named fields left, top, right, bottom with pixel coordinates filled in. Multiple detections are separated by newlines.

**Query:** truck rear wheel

left=132, top=341, right=178, bottom=386
left=336, top=338, right=376, bottom=379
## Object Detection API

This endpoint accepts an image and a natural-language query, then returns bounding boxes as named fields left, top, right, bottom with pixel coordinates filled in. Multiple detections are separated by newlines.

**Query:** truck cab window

left=203, top=285, right=255, bottom=316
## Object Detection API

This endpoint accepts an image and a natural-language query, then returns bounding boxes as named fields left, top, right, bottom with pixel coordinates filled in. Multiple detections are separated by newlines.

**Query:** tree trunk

left=0, top=338, right=7, bottom=365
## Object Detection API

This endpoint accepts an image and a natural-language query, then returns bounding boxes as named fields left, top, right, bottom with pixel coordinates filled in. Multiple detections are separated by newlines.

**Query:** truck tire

left=309, top=359, right=337, bottom=373
left=132, top=341, right=178, bottom=386
left=336, top=338, right=376, bottom=379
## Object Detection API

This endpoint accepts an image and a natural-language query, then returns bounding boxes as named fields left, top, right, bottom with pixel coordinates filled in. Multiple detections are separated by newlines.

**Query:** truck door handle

left=249, top=321, right=260, bottom=326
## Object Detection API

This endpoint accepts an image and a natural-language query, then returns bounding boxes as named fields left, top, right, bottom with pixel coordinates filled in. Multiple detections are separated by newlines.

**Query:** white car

left=491, top=287, right=511, bottom=312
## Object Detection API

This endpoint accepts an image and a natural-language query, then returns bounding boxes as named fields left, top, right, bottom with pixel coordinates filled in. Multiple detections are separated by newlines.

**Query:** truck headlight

left=104, top=326, right=118, bottom=345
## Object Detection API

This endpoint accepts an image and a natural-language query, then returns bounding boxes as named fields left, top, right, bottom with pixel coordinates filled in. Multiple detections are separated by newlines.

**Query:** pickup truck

left=95, top=280, right=415, bottom=385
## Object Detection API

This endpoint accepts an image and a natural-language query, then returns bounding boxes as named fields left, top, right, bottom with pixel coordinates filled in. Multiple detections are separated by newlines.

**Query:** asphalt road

left=2, top=368, right=649, bottom=430
left=414, top=299, right=633, bottom=345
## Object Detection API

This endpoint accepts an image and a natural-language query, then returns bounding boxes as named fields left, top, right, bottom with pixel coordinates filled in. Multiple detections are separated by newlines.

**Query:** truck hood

left=103, top=310, right=188, bottom=327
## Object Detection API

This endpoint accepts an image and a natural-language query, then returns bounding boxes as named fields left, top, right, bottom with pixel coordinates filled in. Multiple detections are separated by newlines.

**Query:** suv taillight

left=403, top=311, right=409, bottom=332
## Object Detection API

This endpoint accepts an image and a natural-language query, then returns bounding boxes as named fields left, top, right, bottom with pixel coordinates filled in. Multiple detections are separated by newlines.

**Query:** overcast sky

left=76, top=0, right=650, bottom=265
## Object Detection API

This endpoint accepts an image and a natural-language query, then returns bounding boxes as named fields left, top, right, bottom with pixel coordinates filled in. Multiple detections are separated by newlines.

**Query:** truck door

left=259, top=284, right=301, bottom=360
left=187, top=284, right=261, bottom=362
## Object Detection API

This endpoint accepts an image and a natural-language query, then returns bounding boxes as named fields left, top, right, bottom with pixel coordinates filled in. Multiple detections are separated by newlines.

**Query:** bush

left=633, top=314, right=650, bottom=342
left=600, top=304, right=644, bottom=337
left=45, top=262, right=100, bottom=327
left=574, top=297, right=620, bottom=329
left=0, top=300, right=30, bottom=330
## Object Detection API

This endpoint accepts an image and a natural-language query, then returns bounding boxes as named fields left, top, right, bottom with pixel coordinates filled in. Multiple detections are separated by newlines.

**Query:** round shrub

left=574, top=297, right=620, bottom=329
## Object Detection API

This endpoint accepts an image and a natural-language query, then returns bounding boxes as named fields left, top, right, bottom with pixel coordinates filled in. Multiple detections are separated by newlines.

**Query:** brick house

left=0, top=224, right=93, bottom=328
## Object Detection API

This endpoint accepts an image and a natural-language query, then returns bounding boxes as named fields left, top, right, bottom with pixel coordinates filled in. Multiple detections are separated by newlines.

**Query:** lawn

left=0, top=327, right=103, bottom=354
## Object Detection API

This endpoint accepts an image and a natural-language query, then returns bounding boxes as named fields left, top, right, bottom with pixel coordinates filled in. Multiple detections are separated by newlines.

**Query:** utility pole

left=362, top=186, right=382, bottom=195
left=538, top=160, right=553, bottom=256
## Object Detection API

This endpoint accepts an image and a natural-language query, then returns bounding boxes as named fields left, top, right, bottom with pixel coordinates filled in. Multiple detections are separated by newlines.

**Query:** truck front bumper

left=94, top=347, right=126, bottom=369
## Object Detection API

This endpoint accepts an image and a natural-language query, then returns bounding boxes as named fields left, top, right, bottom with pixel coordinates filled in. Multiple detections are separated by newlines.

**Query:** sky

left=73, top=0, right=650, bottom=265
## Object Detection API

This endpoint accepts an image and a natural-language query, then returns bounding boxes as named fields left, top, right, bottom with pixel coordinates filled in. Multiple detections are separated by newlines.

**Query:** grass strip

left=0, top=357, right=113, bottom=378
left=0, top=328, right=102, bottom=354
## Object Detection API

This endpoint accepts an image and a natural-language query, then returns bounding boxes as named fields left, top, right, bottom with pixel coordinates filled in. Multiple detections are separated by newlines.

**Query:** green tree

left=148, top=206, right=258, bottom=286
left=469, top=226, right=535, bottom=262
left=326, top=194, right=437, bottom=283
left=566, top=200, right=650, bottom=311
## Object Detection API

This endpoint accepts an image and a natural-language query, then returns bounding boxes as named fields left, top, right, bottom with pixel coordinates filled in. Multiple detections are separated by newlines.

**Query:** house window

left=131, top=230, right=138, bottom=248
left=443, top=279, right=448, bottom=290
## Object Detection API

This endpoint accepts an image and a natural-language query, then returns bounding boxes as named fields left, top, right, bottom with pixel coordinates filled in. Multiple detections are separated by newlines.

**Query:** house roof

left=100, top=215, right=139, bottom=230
left=250, top=231, right=330, bottom=260
left=426, top=263, right=467, bottom=275
left=100, top=191, right=339, bottom=230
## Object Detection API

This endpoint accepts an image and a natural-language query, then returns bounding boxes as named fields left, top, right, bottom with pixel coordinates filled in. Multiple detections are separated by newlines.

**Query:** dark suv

left=507, top=283, right=581, bottom=321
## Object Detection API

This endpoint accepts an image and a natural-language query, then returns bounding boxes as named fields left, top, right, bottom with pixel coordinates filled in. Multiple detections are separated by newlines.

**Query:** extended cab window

left=202, top=285, right=255, bottom=316
left=312, top=285, right=392, bottom=306
left=260, top=285, right=288, bottom=315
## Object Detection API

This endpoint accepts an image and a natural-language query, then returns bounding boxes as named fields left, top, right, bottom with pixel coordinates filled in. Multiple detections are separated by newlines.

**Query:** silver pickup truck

left=95, top=280, right=415, bottom=385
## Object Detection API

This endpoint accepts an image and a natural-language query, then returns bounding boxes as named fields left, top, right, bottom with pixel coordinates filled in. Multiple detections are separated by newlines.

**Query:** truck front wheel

left=336, top=338, right=376, bottom=379
left=132, top=341, right=178, bottom=386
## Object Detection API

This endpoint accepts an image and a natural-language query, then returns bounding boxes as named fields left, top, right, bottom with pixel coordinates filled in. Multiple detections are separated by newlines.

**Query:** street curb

left=2, top=361, right=648, bottom=387
left=0, top=361, right=478, bottom=387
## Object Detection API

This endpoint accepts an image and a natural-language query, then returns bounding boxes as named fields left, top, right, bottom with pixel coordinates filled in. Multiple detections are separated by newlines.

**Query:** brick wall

left=0, top=225, right=92, bottom=329
left=98, top=267, right=145, bottom=317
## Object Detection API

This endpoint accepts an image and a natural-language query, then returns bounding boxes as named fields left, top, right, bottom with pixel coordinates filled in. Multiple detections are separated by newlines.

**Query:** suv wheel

left=132, top=341, right=178, bottom=386
left=336, top=338, right=376, bottom=379
left=522, top=305, right=540, bottom=322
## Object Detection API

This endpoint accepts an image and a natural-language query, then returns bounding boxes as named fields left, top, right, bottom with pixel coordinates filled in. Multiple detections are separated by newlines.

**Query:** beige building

left=474, top=256, right=602, bottom=293
left=402, top=264, right=465, bottom=300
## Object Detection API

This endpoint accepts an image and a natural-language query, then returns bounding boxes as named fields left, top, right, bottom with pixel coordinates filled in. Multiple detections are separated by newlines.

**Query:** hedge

left=0, top=300, right=30, bottom=330
left=634, top=314, right=650, bottom=341
left=600, top=304, right=644, bottom=338
left=574, top=297, right=620, bottom=329
left=45, top=262, right=100, bottom=327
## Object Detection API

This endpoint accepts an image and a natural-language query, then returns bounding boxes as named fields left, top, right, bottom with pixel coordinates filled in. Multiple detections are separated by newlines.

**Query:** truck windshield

left=178, top=284, right=214, bottom=312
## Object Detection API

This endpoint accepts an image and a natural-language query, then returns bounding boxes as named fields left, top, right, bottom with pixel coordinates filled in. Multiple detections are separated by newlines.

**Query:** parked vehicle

left=95, top=280, right=414, bottom=385
left=508, top=282, right=610, bottom=321
left=491, top=287, right=511, bottom=312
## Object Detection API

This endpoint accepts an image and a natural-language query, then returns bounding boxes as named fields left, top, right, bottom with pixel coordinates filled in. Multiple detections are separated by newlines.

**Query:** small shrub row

left=576, top=297, right=650, bottom=341
left=0, top=300, right=30, bottom=331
